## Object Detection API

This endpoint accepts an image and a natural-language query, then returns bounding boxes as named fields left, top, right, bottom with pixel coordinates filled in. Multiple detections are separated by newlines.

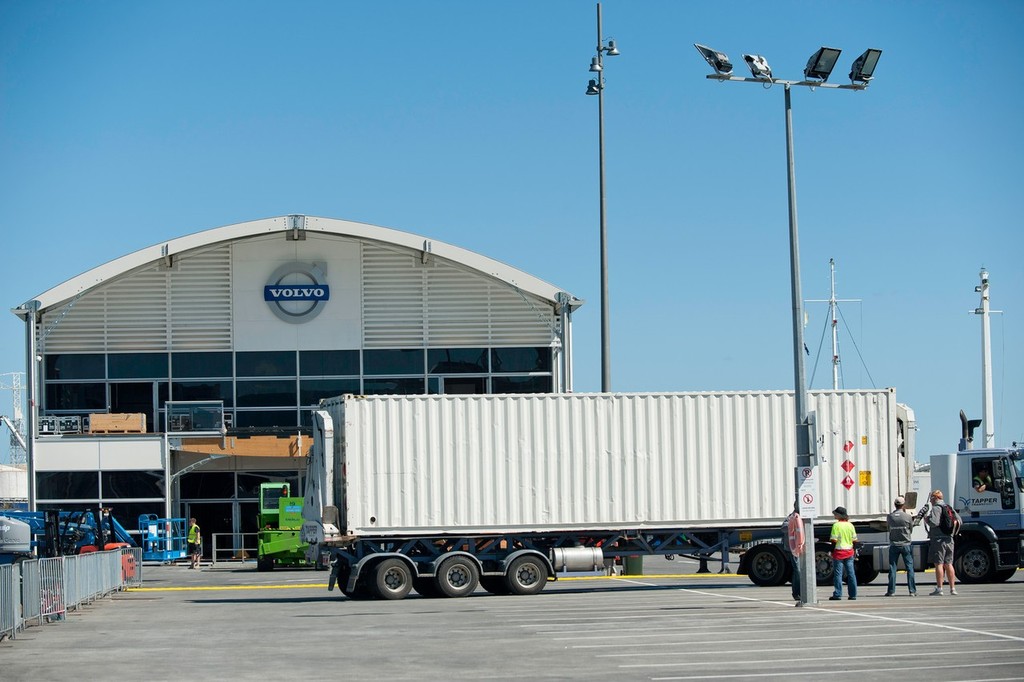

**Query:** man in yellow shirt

left=829, top=506, right=859, bottom=601
left=187, top=518, right=201, bottom=569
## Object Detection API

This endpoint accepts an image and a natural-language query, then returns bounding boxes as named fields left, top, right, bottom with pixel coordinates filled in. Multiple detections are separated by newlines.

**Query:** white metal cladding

left=38, top=245, right=233, bottom=353
left=361, top=243, right=557, bottom=348
left=328, top=390, right=908, bottom=536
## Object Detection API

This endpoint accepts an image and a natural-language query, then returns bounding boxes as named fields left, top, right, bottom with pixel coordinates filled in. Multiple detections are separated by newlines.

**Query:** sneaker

left=848, top=596, right=857, bottom=600
left=883, top=592, right=894, bottom=597
left=929, top=588, right=943, bottom=596
left=829, top=595, right=842, bottom=601
left=909, top=592, right=917, bottom=596
left=950, top=588, right=958, bottom=595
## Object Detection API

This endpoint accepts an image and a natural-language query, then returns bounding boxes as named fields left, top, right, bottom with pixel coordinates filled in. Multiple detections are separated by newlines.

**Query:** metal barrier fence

left=210, top=532, right=258, bottom=566
left=0, top=547, right=142, bottom=641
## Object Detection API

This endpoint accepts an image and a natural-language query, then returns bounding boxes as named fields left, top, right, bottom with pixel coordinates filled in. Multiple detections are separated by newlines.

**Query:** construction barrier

left=0, top=547, right=142, bottom=641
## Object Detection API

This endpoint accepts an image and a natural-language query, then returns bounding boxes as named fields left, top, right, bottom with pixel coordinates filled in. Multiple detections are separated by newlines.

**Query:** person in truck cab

left=973, top=468, right=995, bottom=493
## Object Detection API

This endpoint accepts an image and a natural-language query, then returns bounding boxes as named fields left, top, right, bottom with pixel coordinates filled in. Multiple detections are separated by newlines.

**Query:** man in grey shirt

left=885, top=496, right=917, bottom=596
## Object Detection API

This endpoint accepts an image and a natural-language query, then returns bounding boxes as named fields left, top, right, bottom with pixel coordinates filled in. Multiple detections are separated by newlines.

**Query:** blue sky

left=1, top=0, right=1021, bottom=464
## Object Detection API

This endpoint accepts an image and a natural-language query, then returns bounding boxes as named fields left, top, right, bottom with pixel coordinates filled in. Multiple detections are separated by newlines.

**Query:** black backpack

left=938, top=503, right=961, bottom=536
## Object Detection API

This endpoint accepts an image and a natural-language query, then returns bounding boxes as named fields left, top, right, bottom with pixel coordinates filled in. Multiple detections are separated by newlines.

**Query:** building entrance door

left=184, top=501, right=233, bottom=562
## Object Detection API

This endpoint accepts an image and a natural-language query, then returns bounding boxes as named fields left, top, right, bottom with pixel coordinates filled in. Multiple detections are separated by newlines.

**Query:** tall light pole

left=972, top=268, right=1000, bottom=448
left=586, top=2, right=619, bottom=393
left=696, top=43, right=882, bottom=606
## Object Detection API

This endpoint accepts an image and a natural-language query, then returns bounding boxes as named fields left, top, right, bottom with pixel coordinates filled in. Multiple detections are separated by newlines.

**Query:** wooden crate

left=89, top=412, right=147, bottom=434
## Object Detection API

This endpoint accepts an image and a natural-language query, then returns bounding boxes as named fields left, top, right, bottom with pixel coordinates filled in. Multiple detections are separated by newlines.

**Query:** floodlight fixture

left=743, top=54, right=772, bottom=80
left=586, top=79, right=600, bottom=96
left=590, top=57, right=602, bottom=73
left=804, top=47, right=842, bottom=82
left=694, top=43, right=733, bottom=76
left=849, top=48, right=882, bottom=83
left=604, top=39, right=620, bottom=56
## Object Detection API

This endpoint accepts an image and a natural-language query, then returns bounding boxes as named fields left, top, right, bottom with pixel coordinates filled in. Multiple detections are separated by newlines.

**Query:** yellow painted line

left=129, top=584, right=328, bottom=592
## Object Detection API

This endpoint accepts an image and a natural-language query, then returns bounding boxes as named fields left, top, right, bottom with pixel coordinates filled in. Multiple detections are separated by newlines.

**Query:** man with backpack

left=916, top=489, right=960, bottom=595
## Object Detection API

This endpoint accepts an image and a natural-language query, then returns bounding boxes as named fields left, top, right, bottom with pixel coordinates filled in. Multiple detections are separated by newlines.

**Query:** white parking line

left=649, top=661, right=1024, bottom=680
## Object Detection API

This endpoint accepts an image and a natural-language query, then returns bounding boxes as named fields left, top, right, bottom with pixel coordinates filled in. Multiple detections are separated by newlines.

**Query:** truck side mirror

left=904, top=491, right=918, bottom=509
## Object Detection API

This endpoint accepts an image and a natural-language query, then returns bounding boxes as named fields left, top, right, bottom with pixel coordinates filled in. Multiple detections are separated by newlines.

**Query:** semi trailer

left=300, top=390, right=919, bottom=599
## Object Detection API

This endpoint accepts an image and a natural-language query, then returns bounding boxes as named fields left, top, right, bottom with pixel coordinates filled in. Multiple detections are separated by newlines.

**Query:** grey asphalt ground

left=2, top=557, right=1023, bottom=681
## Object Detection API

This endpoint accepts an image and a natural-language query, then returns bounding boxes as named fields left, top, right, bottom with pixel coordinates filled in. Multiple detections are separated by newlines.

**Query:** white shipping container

left=323, top=390, right=914, bottom=536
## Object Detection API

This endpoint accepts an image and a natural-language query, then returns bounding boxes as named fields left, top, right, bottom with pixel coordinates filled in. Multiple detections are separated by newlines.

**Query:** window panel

left=102, top=470, right=165, bottom=499
left=363, top=378, right=425, bottom=395
left=179, top=472, right=235, bottom=499
left=45, top=354, right=105, bottom=380
left=363, top=349, right=424, bottom=375
left=491, top=347, right=552, bottom=373
left=37, top=471, right=99, bottom=499
left=108, top=353, right=168, bottom=379
left=492, top=375, right=552, bottom=394
left=234, top=410, right=299, bottom=429
left=171, top=381, right=234, bottom=407
left=300, top=350, right=359, bottom=377
left=237, top=472, right=301, bottom=499
left=172, top=352, right=232, bottom=378
left=45, top=383, right=106, bottom=411
left=300, top=379, right=360, bottom=405
left=236, top=350, right=296, bottom=377
left=428, top=348, right=487, bottom=374
left=236, top=380, right=297, bottom=408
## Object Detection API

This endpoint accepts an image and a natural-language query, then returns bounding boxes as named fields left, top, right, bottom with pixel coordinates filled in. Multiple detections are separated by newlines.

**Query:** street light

left=586, top=3, right=619, bottom=393
left=696, top=43, right=882, bottom=607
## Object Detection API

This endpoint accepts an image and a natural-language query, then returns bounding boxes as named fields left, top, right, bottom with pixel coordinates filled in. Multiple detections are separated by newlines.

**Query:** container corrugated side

left=325, top=390, right=904, bottom=536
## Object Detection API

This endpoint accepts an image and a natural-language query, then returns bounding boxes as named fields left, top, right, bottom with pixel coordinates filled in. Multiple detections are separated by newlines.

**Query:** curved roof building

left=11, top=215, right=582, bottom=530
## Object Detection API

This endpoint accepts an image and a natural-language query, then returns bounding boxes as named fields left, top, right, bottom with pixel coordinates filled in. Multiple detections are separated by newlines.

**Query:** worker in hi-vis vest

left=187, top=518, right=201, bottom=569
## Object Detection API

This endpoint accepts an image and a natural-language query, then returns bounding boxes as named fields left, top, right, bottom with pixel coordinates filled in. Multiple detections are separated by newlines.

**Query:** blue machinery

left=138, top=515, right=187, bottom=563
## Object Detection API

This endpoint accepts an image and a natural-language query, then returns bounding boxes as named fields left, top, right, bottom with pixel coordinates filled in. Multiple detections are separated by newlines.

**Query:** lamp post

left=586, top=3, right=619, bottom=393
left=696, top=44, right=882, bottom=606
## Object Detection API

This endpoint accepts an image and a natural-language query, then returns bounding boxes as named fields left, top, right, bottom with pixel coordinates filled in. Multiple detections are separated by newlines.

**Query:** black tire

left=480, top=576, right=512, bottom=595
left=256, top=557, right=274, bottom=572
left=815, top=544, right=834, bottom=584
left=504, top=555, right=549, bottom=596
left=372, top=558, right=413, bottom=600
left=434, top=555, right=480, bottom=598
left=745, top=545, right=787, bottom=587
left=854, top=556, right=879, bottom=585
left=991, top=567, right=1017, bottom=583
left=956, top=541, right=995, bottom=583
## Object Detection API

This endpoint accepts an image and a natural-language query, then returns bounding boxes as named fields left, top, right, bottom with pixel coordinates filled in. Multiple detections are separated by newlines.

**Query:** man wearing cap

left=885, top=496, right=917, bottom=596
left=915, top=489, right=958, bottom=595
left=829, top=506, right=859, bottom=601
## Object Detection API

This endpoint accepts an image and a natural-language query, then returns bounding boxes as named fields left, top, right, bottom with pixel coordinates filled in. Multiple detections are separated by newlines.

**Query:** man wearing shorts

left=917, top=490, right=957, bottom=595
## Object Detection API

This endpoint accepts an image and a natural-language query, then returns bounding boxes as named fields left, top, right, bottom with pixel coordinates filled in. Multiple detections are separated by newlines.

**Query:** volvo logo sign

left=264, top=261, right=330, bottom=324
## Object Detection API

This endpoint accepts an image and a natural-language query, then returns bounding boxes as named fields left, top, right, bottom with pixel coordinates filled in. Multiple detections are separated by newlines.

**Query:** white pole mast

left=828, top=258, right=840, bottom=390
left=976, top=268, right=995, bottom=448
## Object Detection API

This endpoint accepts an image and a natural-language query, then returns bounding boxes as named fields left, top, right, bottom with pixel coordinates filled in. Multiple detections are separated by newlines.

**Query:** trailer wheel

left=854, top=556, right=878, bottom=585
left=504, top=555, right=548, bottom=595
left=956, top=541, right=995, bottom=583
left=815, top=543, right=834, bottom=584
left=480, top=576, right=512, bottom=595
left=372, top=558, right=413, bottom=600
left=745, top=545, right=787, bottom=587
left=434, top=555, right=480, bottom=598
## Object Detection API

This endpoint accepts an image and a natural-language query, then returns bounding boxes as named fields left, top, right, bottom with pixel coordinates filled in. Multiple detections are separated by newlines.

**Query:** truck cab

left=933, top=446, right=1023, bottom=582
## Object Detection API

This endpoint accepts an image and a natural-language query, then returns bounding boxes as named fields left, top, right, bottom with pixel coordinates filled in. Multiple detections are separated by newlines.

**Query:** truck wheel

left=434, top=556, right=480, bottom=598
left=504, top=555, right=548, bottom=595
left=256, top=557, right=274, bottom=572
left=480, top=576, right=512, bottom=595
left=992, top=567, right=1017, bottom=583
left=815, top=543, right=834, bottom=584
left=745, top=545, right=787, bottom=587
left=372, top=558, right=412, bottom=600
left=854, top=556, right=878, bottom=585
left=956, top=541, right=995, bottom=583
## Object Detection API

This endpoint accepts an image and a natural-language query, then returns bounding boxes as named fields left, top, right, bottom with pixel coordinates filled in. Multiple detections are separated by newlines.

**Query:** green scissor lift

left=256, top=482, right=311, bottom=571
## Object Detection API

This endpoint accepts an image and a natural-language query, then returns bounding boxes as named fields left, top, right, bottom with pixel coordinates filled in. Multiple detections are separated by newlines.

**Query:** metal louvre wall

left=331, top=390, right=905, bottom=536
left=39, top=246, right=232, bottom=353
left=361, top=244, right=557, bottom=348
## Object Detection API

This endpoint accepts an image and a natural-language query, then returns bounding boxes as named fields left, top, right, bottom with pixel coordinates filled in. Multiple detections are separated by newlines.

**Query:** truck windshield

left=1013, top=457, right=1024, bottom=491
